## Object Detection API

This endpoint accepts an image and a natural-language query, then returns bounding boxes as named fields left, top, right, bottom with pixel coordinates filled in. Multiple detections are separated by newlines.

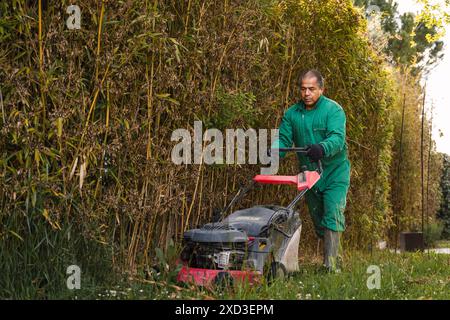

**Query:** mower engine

left=180, top=224, right=248, bottom=270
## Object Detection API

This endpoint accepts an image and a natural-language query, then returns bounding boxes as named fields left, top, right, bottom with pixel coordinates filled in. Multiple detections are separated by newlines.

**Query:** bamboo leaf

left=79, top=160, right=87, bottom=190
left=9, top=230, right=24, bottom=241
left=34, top=149, right=40, bottom=167
left=69, top=157, right=78, bottom=180
left=57, top=117, right=63, bottom=137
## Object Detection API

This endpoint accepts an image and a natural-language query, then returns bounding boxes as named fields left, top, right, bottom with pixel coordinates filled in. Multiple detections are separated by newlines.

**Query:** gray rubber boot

left=323, top=229, right=341, bottom=273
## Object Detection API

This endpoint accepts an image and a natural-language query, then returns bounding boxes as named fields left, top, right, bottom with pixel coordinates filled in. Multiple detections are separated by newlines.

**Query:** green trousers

left=305, top=161, right=350, bottom=238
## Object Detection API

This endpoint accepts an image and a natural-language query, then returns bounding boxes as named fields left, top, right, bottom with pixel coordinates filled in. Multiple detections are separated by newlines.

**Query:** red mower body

left=177, top=265, right=261, bottom=287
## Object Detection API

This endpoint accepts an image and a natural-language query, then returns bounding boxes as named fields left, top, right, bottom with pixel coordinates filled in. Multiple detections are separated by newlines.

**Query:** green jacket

left=272, top=95, right=350, bottom=191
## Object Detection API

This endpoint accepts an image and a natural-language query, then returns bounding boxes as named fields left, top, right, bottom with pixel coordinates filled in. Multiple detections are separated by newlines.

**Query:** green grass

left=56, top=250, right=450, bottom=300
left=0, top=219, right=116, bottom=300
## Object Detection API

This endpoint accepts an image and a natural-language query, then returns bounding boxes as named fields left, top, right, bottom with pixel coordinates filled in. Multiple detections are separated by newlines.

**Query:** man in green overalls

left=272, top=70, right=351, bottom=272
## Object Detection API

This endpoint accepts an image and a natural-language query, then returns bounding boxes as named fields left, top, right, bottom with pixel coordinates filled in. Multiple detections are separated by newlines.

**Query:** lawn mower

left=176, top=147, right=322, bottom=288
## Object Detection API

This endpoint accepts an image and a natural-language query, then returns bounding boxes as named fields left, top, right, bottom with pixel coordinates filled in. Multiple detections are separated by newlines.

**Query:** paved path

left=426, top=248, right=450, bottom=254
left=389, top=248, right=450, bottom=254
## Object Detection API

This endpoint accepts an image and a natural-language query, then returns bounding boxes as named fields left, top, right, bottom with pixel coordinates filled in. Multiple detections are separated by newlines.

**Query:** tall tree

left=354, top=0, right=444, bottom=74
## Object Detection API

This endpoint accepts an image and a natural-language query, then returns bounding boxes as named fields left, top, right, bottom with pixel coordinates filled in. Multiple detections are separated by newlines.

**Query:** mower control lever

left=271, top=147, right=322, bottom=174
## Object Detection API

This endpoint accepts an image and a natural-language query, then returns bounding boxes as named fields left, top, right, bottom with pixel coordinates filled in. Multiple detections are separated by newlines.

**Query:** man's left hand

left=306, top=144, right=325, bottom=162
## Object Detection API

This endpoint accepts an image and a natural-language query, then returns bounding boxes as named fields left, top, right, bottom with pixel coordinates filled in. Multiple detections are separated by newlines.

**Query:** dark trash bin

left=399, top=232, right=424, bottom=252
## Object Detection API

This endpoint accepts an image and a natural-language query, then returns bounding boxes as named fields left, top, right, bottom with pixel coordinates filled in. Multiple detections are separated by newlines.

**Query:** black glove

left=306, top=144, right=324, bottom=162
left=267, top=148, right=280, bottom=158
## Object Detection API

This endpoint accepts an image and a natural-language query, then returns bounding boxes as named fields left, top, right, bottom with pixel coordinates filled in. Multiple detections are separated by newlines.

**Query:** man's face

left=300, top=76, right=324, bottom=107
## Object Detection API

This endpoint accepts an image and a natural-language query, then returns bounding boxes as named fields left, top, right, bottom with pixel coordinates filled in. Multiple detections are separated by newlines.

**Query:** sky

left=396, top=0, right=450, bottom=156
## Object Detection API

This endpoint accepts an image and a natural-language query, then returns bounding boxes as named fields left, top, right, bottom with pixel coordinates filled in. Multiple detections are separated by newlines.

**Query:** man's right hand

left=306, top=144, right=324, bottom=162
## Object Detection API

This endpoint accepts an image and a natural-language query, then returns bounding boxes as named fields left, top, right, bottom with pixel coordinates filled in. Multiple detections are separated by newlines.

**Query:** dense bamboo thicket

left=0, top=0, right=442, bottom=297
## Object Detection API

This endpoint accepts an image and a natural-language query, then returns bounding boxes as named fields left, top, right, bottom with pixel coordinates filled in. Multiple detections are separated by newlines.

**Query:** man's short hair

left=300, top=69, right=325, bottom=88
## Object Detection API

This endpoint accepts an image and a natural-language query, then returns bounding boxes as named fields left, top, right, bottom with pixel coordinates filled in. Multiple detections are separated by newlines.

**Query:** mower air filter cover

left=224, top=205, right=291, bottom=237
left=183, top=226, right=247, bottom=243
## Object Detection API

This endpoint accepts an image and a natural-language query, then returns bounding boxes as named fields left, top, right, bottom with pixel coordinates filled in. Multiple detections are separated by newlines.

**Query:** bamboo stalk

left=128, top=215, right=142, bottom=270
left=70, top=61, right=111, bottom=176
left=198, top=1, right=207, bottom=33
left=394, top=93, right=406, bottom=249
left=175, top=200, right=179, bottom=243
left=158, top=213, right=167, bottom=248
left=94, top=81, right=111, bottom=198
left=95, top=0, right=105, bottom=83
left=426, top=103, right=434, bottom=229
left=38, top=1, right=43, bottom=70
left=224, top=169, right=229, bottom=208
left=134, top=172, right=155, bottom=266
left=143, top=188, right=159, bottom=264
left=38, top=0, right=46, bottom=130
left=141, top=0, right=159, bottom=265
left=0, top=85, right=5, bottom=124
left=146, top=54, right=155, bottom=160
left=370, top=115, right=380, bottom=255
left=185, top=162, right=203, bottom=231
left=194, top=170, right=205, bottom=228
left=184, top=0, right=192, bottom=35
left=420, top=83, right=427, bottom=233
left=209, top=29, right=236, bottom=117
left=284, top=27, right=295, bottom=106
left=135, top=214, right=146, bottom=267
left=181, top=185, right=186, bottom=235
left=208, top=169, right=215, bottom=221
left=223, top=0, right=228, bottom=29
left=230, top=166, right=237, bottom=213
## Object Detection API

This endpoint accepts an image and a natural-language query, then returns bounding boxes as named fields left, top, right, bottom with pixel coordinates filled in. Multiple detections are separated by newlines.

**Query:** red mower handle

left=253, top=171, right=320, bottom=191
